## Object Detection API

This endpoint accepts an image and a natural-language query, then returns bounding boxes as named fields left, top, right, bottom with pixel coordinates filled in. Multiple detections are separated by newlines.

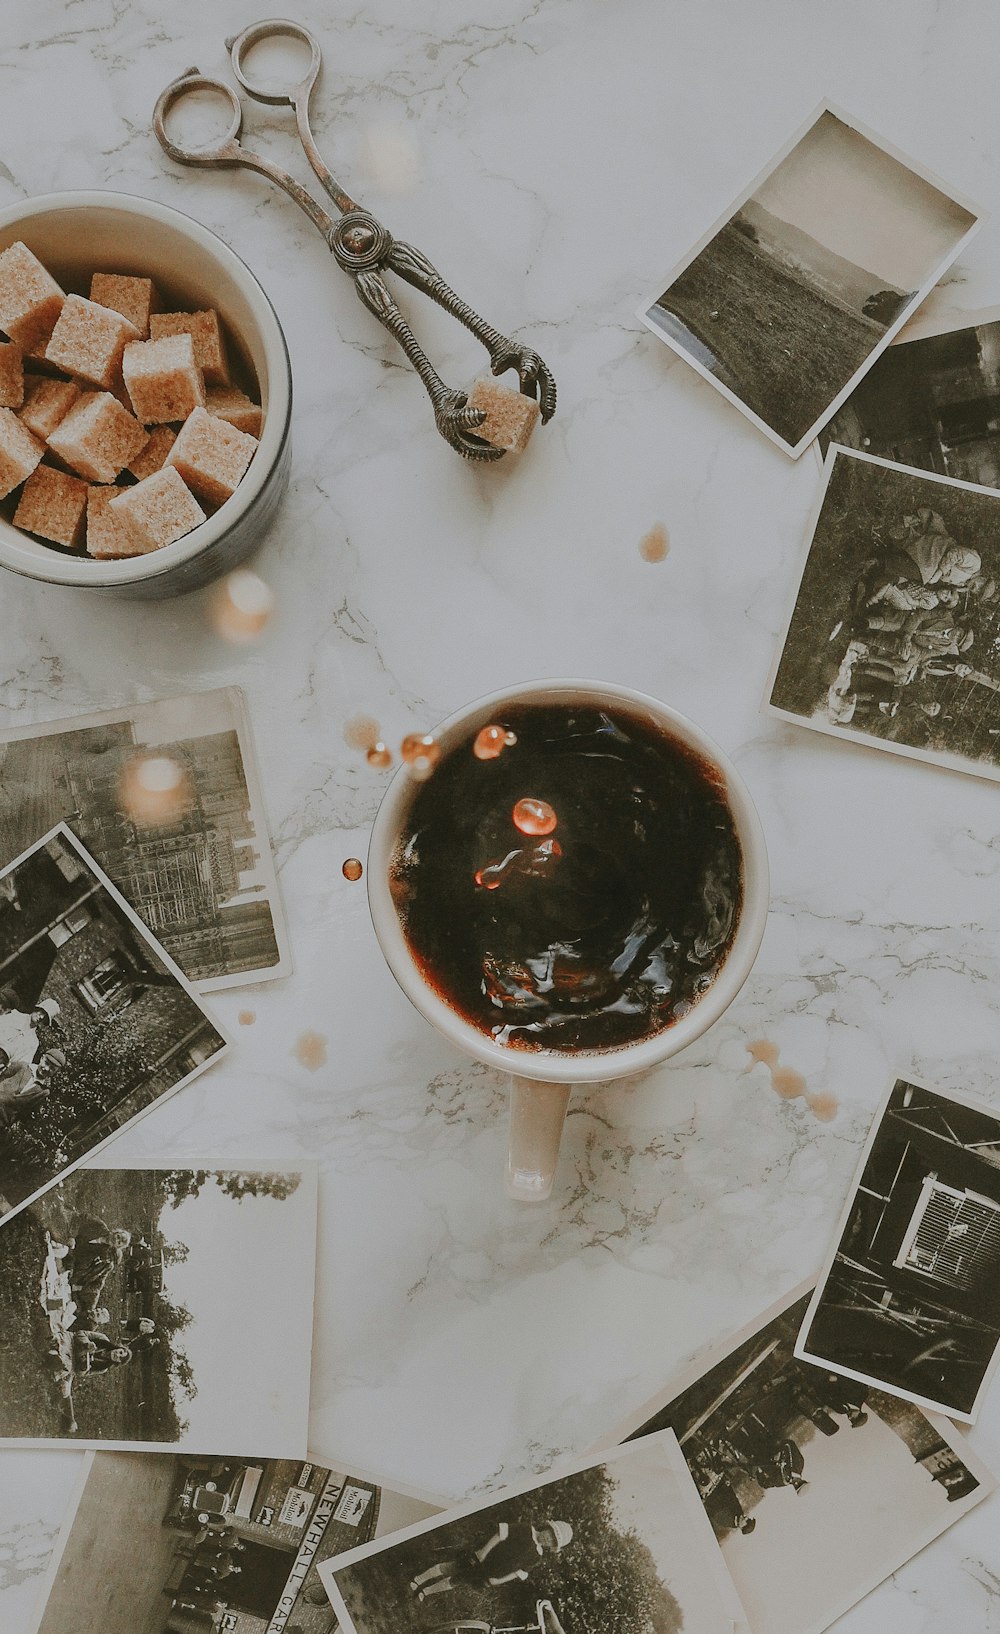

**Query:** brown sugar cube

left=109, top=466, right=206, bottom=553
left=122, top=333, right=205, bottom=425
left=47, top=391, right=147, bottom=484
left=467, top=378, right=540, bottom=453
left=18, top=376, right=80, bottom=440
left=45, top=294, right=141, bottom=389
left=127, top=424, right=176, bottom=481
left=0, top=243, right=65, bottom=355
left=86, top=484, right=136, bottom=557
left=13, top=465, right=88, bottom=548
left=165, top=406, right=257, bottom=507
left=89, top=273, right=160, bottom=339
left=150, top=309, right=228, bottom=386
left=0, top=339, right=23, bottom=409
left=205, top=384, right=263, bottom=438
left=0, top=407, right=44, bottom=498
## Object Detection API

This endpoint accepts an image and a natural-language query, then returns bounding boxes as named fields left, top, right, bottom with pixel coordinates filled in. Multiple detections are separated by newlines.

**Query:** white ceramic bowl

left=0, top=191, right=292, bottom=598
left=368, top=678, right=771, bottom=1086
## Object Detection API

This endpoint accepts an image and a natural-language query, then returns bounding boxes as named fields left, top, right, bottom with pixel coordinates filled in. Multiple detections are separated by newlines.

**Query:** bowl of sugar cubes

left=0, top=191, right=292, bottom=597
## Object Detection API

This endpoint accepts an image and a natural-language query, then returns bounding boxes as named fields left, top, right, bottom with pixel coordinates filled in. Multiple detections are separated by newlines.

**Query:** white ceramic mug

left=367, top=680, right=770, bottom=1201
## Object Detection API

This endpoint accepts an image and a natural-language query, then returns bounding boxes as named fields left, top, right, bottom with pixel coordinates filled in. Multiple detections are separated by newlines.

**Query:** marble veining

left=4, top=1, right=1000, bottom=1630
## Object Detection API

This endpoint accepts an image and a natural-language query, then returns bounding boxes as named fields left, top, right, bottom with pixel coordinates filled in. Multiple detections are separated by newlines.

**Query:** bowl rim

left=0, top=189, right=291, bottom=588
left=367, top=677, right=771, bottom=1085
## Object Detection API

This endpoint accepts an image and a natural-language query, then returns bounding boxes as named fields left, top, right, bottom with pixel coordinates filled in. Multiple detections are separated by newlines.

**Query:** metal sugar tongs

left=152, top=19, right=557, bottom=461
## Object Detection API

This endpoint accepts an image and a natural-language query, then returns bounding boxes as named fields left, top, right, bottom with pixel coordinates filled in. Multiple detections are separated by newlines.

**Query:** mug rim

left=0, top=189, right=292, bottom=589
left=367, top=678, right=770, bottom=1085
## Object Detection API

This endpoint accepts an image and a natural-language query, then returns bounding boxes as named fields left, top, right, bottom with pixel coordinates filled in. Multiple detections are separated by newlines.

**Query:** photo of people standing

left=0, top=1160, right=317, bottom=1451
left=0, top=827, right=228, bottom=1221
left=320, top=1435, right=743, bottom=1634
left=799, top=1079, right=1000, bottom=1419
left=594, top=1284, right=992, bottom=1634
left=31, top=1449, right=440, bottom=1634
left=770, top=449, right=1000, bottom=775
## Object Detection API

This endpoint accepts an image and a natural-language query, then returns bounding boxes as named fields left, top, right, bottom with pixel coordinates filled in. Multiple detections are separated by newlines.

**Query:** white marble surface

left=4, top=0, right=1000, bottom=1628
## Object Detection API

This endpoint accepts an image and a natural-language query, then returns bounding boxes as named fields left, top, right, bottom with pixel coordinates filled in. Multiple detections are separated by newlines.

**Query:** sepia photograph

left=797, top=1079, right=1000, bottom=1422
left=320, top=1432, right=746, bottom=1634
left=821, top=305, right=1000, bottom=487
left=0, top=1158, right=318, bottom=1452
left=0, top=688, right=290, bottom=991
left=768, top=447, right=1000, bottom=777
left=0, top=825, right=228, bottom=1223
left=591, top=1283, right=994, bottom=1634
left=30, top=1448, right=442, bottom=1634
left=640, top=105, right=980, bottom=456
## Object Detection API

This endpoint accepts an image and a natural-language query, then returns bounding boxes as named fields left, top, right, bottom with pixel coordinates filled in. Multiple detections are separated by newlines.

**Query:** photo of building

left=799, top=1079, right=1000, bottom=1417
left=31, top=1450, right=440, bottom=1634
left=0, top=691, right=288, bottom=989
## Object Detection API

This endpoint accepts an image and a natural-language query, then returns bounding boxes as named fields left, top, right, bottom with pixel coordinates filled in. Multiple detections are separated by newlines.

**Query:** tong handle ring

left=226, top=18, right=322, bottom=108
left=153, top=69, right=244, bottom=167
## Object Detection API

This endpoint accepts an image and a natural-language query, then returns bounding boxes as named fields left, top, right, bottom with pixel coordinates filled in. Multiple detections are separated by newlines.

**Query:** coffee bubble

left=512, top=797, right=557, bottom=836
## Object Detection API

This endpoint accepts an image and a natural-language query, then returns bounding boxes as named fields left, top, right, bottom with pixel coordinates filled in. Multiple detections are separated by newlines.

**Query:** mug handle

left=506, top=1077, right=573, bottom=1201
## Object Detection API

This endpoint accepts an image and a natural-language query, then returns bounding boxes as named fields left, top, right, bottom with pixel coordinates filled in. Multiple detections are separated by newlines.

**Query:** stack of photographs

left=639, top=102, right=1000, bottom=779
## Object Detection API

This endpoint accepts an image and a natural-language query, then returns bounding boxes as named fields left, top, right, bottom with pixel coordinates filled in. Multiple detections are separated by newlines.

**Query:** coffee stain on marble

left=639, top=523, right=669, bottom=562
left=344, top=713, right=381, bottom=751
left=746, top=1040, right=837, bottom=1121
left=294, top=1030, right=327, bottom=1070
left=238, top=1010, right=256, bottom=1026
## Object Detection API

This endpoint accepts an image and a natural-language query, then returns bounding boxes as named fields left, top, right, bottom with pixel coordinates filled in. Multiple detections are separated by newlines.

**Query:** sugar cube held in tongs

left=152, top=20, right=555, bottom=460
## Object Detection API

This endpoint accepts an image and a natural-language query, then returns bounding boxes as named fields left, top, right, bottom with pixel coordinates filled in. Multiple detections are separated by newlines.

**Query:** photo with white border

left=639, top=103, right=981, bottom=457
left=589, top=1279, right=995, bottom=1634
left=0, top=687, right=290, bottom=992
left=768, top=446, right=1000, bottom=780
left=797, top=1077, right=1000, bottom=1422
left=0, top=823, right=229, bottom=1225
left=0, top=1156, right=318, bottom=1453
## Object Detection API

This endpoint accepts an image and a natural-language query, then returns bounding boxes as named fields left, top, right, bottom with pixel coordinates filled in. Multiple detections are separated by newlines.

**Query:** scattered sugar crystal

left=45, top=294, right=141, bottom=389
left=109, top=466, right=206, bottom=553
left=150, top=309, right=228, bottom=385
left=13, top=464, right=88, bottom=548
left=47, top=391, right=147, bottom=484
left=205, top=384, right=263, bottom=438
left=467, top=377, right=540, bottom=453
left=122, top=333, right=204, bottom=424
left=89, top=273, right=160, bottom=338
left=0, top=339, right=23, bottom=409
left=0, top=407, right=44, bottom=498
left=19, top=376, right=80, bottom=440
left=0, top=242, right=65, bottom=355
left=86, top=484, right=136, bottom=557
left=166, top=406, right=257, bottom=507
left=127, top=424, right=176, bottom=481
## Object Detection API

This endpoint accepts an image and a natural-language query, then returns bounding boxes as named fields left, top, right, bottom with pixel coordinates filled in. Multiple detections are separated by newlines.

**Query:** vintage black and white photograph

left=0, top=825, right=228, bottom=1222
left=319, top=1433, right=746, bottom=1634
left=0, top=1158, right=317, bottom=1451
left=797, top=1079, right=1000, bottom=1422
left=821, top=305, right=1000, bottom=487
left=591, top=1283, right=994, bottom=1634
left=640, top=105, right=980, bottom=455
left=0, top=688, right=289, bottom=991
left=30, top=1448, right=441, bottom=1634
left=768, top=448, right=1000, bottom=776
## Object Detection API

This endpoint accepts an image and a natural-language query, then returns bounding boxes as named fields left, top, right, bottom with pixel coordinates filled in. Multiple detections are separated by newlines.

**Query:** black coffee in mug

left=389, top=702, right=744, bottom=1053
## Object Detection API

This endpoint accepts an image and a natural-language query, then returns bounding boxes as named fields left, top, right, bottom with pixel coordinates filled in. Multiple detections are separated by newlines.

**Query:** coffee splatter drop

left=639, top=523, right=669, bottom=563
left=746, top=1038, right=780, bottom=1068
left=401, top=733, right=440, bottom=781
left=238, top=1010, right=256, bottom=1026
left=366, top=742, right=392, bottom=769
left=294, top=1031, right=327, bottom=1070
left=746, top=1038, right=834, bottom=1120
left=772, top=1065, right=806, bottom=1100
left=806, top=1090, right=839, bottom=1122
left=342, top=857, right=363, bottom=881
left=344, top=714, right=381, bottom=752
